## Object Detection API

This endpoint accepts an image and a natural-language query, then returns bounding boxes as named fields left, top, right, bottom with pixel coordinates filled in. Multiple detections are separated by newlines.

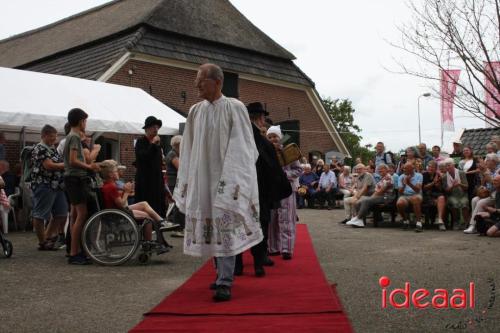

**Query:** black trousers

left=235, top=201, right=271, bottom=270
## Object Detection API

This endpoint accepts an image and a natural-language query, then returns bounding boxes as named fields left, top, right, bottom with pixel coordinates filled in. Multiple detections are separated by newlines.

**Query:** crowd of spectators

left=298, top=138, right=500, bottom=235
left=1, top=123, right=500, bottom=265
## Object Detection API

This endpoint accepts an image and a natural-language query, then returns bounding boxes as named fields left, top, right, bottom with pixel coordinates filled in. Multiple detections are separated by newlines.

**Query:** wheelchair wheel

left=3, top=239, right=12, bottom=258
left=82, top=209, right=140, bottom=265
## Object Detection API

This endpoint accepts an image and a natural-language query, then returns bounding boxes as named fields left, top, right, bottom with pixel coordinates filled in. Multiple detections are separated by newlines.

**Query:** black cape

left=134, top=136, right=166, bottom=216
left=252, top=123, right=292, bottom=205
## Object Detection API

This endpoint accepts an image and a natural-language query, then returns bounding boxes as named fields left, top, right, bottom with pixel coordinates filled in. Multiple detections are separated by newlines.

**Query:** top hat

left=143, top=116, right=162, bottom=129
left=246, top=102, right=269, bottom=116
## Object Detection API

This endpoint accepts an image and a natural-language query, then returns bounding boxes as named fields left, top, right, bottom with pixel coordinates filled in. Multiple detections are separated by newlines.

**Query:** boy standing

left=63, top=108, right=99, bottom=265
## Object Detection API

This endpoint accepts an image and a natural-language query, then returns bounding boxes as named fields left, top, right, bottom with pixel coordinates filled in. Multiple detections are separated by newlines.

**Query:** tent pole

left=20, top=126, right=26, bottom=148
left=118, top=134, right=121, bottom=163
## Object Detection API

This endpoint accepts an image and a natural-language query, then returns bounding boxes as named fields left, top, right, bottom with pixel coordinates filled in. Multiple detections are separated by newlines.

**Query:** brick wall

left=2, top=59, right=340, bottom=181
left=108, top=59, right=339, bottom=157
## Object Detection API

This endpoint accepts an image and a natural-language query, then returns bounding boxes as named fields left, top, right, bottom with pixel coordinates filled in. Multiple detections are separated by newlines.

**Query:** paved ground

left=1, top=209, right=499, bottom=332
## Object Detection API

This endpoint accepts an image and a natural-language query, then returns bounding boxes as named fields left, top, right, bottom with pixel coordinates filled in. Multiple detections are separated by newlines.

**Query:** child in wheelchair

left=99, top=160, right=176, bottom=254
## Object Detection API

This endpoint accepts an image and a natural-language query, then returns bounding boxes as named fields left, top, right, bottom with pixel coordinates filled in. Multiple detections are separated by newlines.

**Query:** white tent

left=0, top=67, right=185, bottom=135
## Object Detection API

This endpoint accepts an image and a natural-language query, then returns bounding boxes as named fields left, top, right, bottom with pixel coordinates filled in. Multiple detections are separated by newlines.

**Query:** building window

left=277, top=120, right=300, bottom=146
left=222, top=72, right=239, bottom=98
left=95, top=137, right=119, bottom=162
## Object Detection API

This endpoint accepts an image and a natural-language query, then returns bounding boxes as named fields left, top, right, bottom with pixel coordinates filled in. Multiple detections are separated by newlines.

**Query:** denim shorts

left=32, top=185, right=68, bottom=220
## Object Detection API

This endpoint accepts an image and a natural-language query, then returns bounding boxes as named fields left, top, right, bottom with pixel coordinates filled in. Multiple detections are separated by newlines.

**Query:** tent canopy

left=0, top=67, right=185, bottom=135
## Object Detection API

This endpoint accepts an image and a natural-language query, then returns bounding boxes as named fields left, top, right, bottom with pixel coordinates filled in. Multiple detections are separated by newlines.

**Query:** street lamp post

left=417, top=93, right=431, bottom=144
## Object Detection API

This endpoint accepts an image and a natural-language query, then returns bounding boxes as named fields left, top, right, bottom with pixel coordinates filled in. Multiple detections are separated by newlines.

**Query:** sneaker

left=402, top=221, right=410, bottom=230
left=464, top=225, right=477, bottom=234
left=160, top=221, right=180, bottom=231
left=170, top=231, right=184, bottom=238
left=213, top=285, right=231, bottom=302
left=68, top=254, right=91, bottom=265
left=345, top=217, right=357, bottom=226
left=339, top=218, right=350, bottom=225
left=415, top=221, right=423, bottom=232
left=437, top=222, right=446, bottom=231
left=350, top=217, right=365, bottom=228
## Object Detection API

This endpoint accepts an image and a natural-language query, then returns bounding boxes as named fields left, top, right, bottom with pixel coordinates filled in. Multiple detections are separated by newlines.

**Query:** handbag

left=277, top=143, right=303, bottom=167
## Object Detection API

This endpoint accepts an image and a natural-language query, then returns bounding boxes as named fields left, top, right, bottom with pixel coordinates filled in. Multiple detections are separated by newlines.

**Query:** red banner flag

left=440, top=69, right=461, bottom=132
left=484, top=61, right=500, bottom=121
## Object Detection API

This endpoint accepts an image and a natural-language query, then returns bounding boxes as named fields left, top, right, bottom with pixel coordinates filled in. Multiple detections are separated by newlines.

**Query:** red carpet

left=130, top=224, right=353, bottom=332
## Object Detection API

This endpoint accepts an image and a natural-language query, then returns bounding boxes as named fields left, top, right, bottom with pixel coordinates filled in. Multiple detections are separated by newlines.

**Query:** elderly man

left=396, top=162, right=424, bottom=231
left=344, top=164, right=375, bottom=225
left=348, top=164, right=394, bottom=228
left=464, top=154, right=498, bottom=234
left=298, top=164, right=319, bottom=208
left=174, top=63, right=263, bottom=302
left=374, top=142, right=392, bottom=168
left=417, top=143, right=433, bottom=169
left=450, top=140, right=463, bottom=166
left=316, top=164, right=337, bottom=209
left=484, top=175, right=500, bottom=237
left=443, top=157, right=470, bottom=230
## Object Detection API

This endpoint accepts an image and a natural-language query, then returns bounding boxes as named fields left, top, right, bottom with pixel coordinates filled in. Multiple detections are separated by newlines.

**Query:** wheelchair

left=0, top=224, right=13, bottom=258
left=79, top=177, right=174, bottom=266
left=81, top=208, right=172, bottom=265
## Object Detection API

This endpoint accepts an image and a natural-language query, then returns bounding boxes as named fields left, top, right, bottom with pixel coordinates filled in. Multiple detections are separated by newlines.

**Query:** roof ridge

left=0, top=0, right=120, bottom=45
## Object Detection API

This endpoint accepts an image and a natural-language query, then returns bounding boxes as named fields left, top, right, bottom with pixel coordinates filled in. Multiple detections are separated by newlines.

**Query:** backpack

left=20, top=145, right=35, bottom=183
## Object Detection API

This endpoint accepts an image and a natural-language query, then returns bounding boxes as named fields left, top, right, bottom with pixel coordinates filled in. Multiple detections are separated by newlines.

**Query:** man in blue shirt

left=316, top=164, right=337, bottom=209
left=396, top=162, right=424, bottom=232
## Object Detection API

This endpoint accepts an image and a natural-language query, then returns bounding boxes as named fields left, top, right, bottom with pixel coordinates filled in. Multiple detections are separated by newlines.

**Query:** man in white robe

left=173, top=63, right=263, bottom=301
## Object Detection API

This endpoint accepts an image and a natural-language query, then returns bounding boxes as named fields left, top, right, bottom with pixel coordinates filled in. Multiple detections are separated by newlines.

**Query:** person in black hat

left=135, top=116, right=166, bottom=217
left=234, top=102, right=292, bottom=277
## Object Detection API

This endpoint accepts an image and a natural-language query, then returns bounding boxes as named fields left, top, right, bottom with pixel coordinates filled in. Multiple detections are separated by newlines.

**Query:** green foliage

left=322, top=97, right=372, bottom=165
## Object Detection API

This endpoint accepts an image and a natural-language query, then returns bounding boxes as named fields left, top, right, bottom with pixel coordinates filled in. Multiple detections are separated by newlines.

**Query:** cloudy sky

left=0, top=0, right=486, bottom=153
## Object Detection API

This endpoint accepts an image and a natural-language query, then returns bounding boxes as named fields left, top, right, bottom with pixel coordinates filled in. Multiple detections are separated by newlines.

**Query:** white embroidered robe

left=173, top=95, right=263, bottom=257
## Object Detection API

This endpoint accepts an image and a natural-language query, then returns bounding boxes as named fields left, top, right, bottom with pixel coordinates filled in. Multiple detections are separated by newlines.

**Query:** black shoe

left=339, top=218, right=349, bottom=224
left=254, top=266, right=266, bottom=277
left=282, top=253, right=292, bottom=260
left=234, top=266, right=243, bottom=276
left=263, top=257, right=274, bottom=266
left=68, top=254, right=91, bottom=265
left=213, top=285, right=231, bottom=302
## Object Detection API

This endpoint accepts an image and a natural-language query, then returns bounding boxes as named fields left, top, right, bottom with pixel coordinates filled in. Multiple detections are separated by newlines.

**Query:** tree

left=392, top=0, right=500, bottom=127
left=322, top=97, right=373, bottom=164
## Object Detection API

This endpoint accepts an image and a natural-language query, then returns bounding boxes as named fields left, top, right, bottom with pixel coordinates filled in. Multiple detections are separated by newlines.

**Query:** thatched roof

left=0, top=0, right=295, bottom=68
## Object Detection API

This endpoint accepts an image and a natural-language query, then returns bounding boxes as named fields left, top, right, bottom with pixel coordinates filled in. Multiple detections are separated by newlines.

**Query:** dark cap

left=246, top=102, right=269, bottom=116
left=143, top=116, right=162, bottom=129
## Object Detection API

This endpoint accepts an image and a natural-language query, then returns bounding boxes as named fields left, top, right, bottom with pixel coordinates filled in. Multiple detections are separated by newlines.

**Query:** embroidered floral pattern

left=217, top=180, right=226, bottom=194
